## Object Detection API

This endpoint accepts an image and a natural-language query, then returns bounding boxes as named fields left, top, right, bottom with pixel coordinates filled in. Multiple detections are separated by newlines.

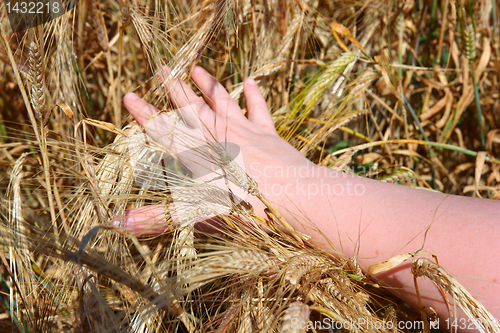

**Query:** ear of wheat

left=0, top=0, right=499, bottom=332
left=28, top=39, right=46, bottom=122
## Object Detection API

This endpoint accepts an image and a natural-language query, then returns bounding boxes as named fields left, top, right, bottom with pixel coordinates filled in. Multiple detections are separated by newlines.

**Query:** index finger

left=158, top=66, right=215, bottom=129
left=123, top=92, right=215, bottom=178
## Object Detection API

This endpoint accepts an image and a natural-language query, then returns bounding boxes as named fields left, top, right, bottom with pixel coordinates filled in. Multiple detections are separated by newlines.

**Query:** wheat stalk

left=1, top=1, right=499, bottom=331
left=412, top=258, right=500, bottom=333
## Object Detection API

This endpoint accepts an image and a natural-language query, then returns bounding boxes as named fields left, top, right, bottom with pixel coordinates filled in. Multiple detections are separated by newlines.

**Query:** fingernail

left=112, top=215, right=122, bottom=228
left=192, top=66, right=205, bottom=74
left=113, top=211, right=131, bottom=229
left=125, top=92, right=140, bottom=101
left=245, top=77, right=256, bottom=85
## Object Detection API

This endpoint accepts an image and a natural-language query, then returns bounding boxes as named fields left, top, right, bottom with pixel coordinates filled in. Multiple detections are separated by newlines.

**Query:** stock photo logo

left=4, top=0, right=78, bottom=32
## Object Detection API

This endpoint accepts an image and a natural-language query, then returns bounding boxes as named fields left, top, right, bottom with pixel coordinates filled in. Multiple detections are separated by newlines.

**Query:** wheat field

left=0, top=0, right=499, bottom=332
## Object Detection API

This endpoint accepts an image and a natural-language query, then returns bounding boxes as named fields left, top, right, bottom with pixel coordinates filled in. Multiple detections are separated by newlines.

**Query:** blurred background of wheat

left=0, top=0, right=499, bottom=332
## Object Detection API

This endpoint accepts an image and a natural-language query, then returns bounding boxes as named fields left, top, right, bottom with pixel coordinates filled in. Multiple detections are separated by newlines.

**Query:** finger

left=113, top=201, right=225, bottom=236
left=191, top=66, right=246, bottom=120
left=124, top=92, right=194, bottom=147
left=124, top=92, right=160, bottom=125
left=124, top=92, right=178, bottom=145
left=158, top=66, right=205, bottom=110
left=158, top=67, right=217, bottom=135
left=113, top=205, right=170, bottom=236
left=158, top=66, right=216, bottom=128
left=124, top=92, right=212, bottom=176
left=243, top=78, right=276, bottom=133
left=114, top=204, right=272, bottom=237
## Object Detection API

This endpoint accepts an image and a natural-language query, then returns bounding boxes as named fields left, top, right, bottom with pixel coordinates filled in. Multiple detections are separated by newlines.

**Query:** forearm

left=250, top=165, right=500, bottom=330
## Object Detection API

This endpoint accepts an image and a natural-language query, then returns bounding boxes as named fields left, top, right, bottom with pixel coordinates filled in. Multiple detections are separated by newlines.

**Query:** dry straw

left=0, top=0, right=499, bottom=332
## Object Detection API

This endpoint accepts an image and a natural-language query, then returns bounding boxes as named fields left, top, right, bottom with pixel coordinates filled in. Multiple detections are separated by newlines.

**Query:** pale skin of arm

left=123, top=66, right=500, bottom=331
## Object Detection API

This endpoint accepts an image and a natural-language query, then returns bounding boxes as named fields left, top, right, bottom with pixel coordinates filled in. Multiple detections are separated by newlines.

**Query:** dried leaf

left=368, top=251, right=431, bottom=275
left=329, top=21, right=367, bottom=56
left=474, top=152, right=487, bottom=198
left=48, top=103, right=75, bottom=126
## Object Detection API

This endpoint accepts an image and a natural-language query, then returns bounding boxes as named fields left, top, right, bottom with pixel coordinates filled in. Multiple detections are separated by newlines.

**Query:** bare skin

left=122, top=66, right=500, bottom=332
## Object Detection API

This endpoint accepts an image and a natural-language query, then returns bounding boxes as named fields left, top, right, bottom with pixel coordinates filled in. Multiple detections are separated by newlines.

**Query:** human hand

left=118, top=66, right=316, bottom=235
left=117, top=67, right=500, bottom=329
